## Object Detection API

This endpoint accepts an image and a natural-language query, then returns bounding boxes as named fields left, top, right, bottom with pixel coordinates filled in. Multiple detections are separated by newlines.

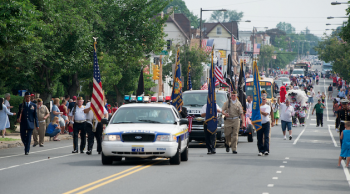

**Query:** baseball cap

left=72, top=96, right=77, bottom=100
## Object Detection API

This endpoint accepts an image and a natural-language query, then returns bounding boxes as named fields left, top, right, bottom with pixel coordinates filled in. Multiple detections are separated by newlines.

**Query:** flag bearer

left=69, top=97, right=87, bottom=153
left=336, top=99, right=350, bottom=148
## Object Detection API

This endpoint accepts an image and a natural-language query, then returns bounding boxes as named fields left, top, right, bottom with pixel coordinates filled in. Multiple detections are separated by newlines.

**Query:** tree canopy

left=209, top=10, right=243, bottom=23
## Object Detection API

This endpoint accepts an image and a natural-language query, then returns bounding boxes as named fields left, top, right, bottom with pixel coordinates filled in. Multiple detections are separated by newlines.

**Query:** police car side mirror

left=101, top=118, right=109, bottom=125
left=179, top=119, right=188, bottom=125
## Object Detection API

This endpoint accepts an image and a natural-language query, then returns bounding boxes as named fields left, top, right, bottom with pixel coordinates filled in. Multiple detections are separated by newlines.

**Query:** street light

left=327, top=16, right=348, bottom=19
left=331, top=2, right=349, bottom=5
left=199, top=8, right=227, bottom=48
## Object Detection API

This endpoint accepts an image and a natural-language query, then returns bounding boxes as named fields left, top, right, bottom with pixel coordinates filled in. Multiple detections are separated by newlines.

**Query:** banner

left=171, top=48, right=183, bottom=111
left=251, top=60, right=262, bottom=131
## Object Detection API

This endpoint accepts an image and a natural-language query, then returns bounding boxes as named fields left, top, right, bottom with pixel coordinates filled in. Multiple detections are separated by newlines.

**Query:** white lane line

left=267, top=184, right=274, bottom=187
left=262, top=193, right=269, bottom=194
left=311, top=119, right=316, bottom=120
left=293, top=125, right=307, bottom=145
left=272, top=177, right=278, bottom=180
left=0, top=153, right=74, bottom=171
left=276, top=171, right=282, bottom=173
left=280, top=166, right=285, bottom=168
left=285, top=157, right=289, bottom=160
left=0, top=145, right=72, bottom=159
left=307, top=104, right=311, bottom=119
left=283, top=161, right=287, bottom=163
left=341, top=160, right=350, bottom=188
left=328, top=124, right=339, bottom=147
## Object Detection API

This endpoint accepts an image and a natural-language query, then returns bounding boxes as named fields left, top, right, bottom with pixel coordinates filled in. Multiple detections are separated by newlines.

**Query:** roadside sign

left=156, top=50, right=168, bottom=55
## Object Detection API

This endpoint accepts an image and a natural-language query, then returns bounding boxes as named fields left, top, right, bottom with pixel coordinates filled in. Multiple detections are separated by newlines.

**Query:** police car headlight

left=104, top=135, right=121, bottom=141
left=156, top=135, right=177, bottom=142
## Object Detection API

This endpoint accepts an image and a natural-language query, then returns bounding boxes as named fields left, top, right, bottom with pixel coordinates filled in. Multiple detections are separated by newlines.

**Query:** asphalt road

left=0, top=65, right=349, bottom=194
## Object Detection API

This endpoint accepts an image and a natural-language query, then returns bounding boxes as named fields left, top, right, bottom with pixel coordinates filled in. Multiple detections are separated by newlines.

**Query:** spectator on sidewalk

left=45, top=116, right=61, bottom=141
left=59, top=99, right=69, bottom=133
left=112, top=102, right=118, bottom=115
left=0, top=98, right=16, bottom=138
left=64, top=95, right=70, bottom=108
left=68, top=96, right=77, bottom=114
left=33, top=98, right=50, bottom=147
left=312, top=99, right=325, bottom=127
left=328, top=84, right=333, bottom=100
left=30, top=94, right=37, bottom=104
left=51, top=98, right=64, bottom=132
left=338, top=89, right=346, bottom=99
left=3, top=93, right=13, bottom=137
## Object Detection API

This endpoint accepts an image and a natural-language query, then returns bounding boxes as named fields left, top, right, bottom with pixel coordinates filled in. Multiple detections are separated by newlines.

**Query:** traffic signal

left=243, top=60, right=246, bottom=65
left=153, top=65, right=160, bottom=80
left=223, top=58, right=227, bottom=66
left=167, top=40, right=172, bottom=50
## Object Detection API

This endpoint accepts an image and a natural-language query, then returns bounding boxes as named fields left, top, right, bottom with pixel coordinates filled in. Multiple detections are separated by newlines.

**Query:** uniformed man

left=68, top=97, right=87, bottom=153
left=221, top=90, right=245, bottom=154
left=336, top=99, right=350, bottom=148
left=84, top=101, right=108, bottom=155
left=17, top=92, right=39, bottom=155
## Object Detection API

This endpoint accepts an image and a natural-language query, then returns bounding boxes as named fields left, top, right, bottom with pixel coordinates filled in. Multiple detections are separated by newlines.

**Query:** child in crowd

left=338, top=121, right=350, bottom=167
left=298, top=106, right=307, bottom=127
left=46, top=116, right=61, bottom=141
left=272, top=99, right=279, bottom=126
left=321, top=92, right=326, bottom=103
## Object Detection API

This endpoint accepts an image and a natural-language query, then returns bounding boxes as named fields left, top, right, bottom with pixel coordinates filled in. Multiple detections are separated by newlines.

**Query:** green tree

left=259, top=45, right=275, bottom=70
left=276, top=22, right=296, bottom=34
left=209, top=10, right=243, bottom=23
left=144, top=73, right=156, bottom=96
left=163, top=0, right=200, bottom=28
left=163, top=45, right=209, bottom=90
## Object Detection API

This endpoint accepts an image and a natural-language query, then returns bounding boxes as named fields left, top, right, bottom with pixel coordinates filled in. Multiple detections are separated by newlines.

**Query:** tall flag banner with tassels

left=91, top=40, right=105, bottom=122
left=251, top=60, right=262, bottom=131
left=187, top=63, right=192, bottom=90
left=204, top=45, right=217, bottom=134
left=238, top=60, right=247, bottom=115
left=171, top=48, right=183, bottom=111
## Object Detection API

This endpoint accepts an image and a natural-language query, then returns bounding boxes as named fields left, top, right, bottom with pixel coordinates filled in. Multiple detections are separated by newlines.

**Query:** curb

left=0, top=135, right=73, bottom=149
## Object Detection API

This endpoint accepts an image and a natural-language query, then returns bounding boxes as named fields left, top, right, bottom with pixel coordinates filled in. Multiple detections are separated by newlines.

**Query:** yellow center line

left=63, top=164, right=144, bottom=194
left=75, top=160, right=164, bottom=194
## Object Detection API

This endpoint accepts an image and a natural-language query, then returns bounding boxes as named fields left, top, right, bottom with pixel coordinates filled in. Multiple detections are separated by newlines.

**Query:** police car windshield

left=111, top=107, right=175, bottom=124
left=183, top=92, right=227, bottom=107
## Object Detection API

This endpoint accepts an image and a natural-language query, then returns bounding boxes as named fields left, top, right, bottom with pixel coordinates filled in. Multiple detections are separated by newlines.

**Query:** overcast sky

left=184, top=0, right=348, bottom=37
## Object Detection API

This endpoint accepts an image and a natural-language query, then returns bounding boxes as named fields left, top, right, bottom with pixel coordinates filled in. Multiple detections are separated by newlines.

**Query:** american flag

left=91, top=41, right=105, bottom=122
left=253, top=43, right=261, bottom=54
left=201, top=39, right=214, bottom=52
left=186, top=115, right=194, bottom=132
left=214, top=62, right=229, bottom=87
left=201, top=82, right=208, bottom=90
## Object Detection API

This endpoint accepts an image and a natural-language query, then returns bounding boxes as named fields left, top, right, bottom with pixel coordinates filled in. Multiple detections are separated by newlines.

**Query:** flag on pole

left=136, top=68, right=144, bottom=96
left=187, top=63, right=192, bottom=90
left=186, top=115, right=194, bottom=132
left=204, top=45, right=217, bottom=134
left=171, top=48, right=183, bottom=111
left=201, top=39, right=214, bottom=52
left=238, top=60, right=247, bottom=116
left=251, top=60, right=262, bottom=131
left=201, top=82, right=208, bottom=90
left=214, top=59, right=229, bottom=87
left=91, top=40, right=105, bottom=122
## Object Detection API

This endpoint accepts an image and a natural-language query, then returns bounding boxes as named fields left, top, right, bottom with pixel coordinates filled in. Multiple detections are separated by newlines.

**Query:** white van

left=291, top=68, right=305, bottom=77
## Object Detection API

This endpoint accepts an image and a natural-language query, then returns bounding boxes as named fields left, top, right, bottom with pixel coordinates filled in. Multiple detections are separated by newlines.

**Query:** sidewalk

left=0, top=133, right=73, bottom=149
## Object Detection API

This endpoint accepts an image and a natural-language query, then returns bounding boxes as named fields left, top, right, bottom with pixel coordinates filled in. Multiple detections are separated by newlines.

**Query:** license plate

left=131, top=145, right=144, bottom=152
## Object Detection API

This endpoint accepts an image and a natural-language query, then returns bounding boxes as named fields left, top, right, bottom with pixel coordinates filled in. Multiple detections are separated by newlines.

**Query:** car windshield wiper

left=138, top=119, right=160, bottom=123
left=186, top=104, right=201, bottom=107
left=114, top=121, right=133, bottom=124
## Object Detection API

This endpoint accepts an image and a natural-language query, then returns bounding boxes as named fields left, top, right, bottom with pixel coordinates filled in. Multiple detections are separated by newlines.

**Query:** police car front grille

left=112, top=152, right=165, bottom=155
left=122, top=133, right=155, bottom=142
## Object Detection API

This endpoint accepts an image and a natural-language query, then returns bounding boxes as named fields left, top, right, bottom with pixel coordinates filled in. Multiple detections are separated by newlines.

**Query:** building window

left=217, top=27, right=222, bottom=35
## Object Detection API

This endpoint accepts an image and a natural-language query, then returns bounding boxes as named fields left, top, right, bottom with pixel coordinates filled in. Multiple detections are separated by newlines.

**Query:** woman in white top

left=0, top=98, right=16, bottom=138
left=3, top=93, right=13, bottom=137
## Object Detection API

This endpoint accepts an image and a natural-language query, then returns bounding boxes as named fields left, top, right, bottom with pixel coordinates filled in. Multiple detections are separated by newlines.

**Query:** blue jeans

left=281, top=120, right=292, bottom=131
left=45, top=129, right=60, bottom=137
left=257, top=122, right=270, bottom=153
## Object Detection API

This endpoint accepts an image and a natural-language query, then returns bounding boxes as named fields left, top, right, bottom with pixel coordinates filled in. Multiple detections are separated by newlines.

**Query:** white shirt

left=260, top=104, right=271, bottom=124
left=85, top=102, right=108, bottom=124
left=4, top=100, right=10, bottom=111
left=279, top=103, right=294, bottom=122
left=246, top=101, right=252, bottom=111
left=201, top=104, right=222, bottom=117
left=69, top=105, right=86, bottom=121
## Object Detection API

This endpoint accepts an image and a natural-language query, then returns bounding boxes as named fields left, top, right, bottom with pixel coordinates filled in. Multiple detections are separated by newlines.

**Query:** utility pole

left=200, top=8, right=202, bottom=48
left=159, top=55, right=163, bottom=97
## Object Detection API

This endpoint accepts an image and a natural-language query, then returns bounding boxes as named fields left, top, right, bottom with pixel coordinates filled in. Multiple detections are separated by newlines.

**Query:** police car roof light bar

left=158, top=96, right=164, bottom=102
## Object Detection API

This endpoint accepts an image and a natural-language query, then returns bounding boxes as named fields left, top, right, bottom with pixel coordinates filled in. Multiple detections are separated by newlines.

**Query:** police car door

left=172, top=107, right=187, bottom=151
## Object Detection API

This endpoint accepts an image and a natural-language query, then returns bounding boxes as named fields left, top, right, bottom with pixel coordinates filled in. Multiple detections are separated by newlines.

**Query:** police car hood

left=106, top=123, right=179, bottom=134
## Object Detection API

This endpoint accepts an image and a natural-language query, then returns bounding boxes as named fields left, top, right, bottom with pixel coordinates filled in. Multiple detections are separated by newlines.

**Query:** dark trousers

left=316, top=113, right=323, bottom=126
left=73, top=122, right=86, bottom=151
left=340, top=123, right=345, bottom=148
left=86, top=122, right=103, bottom=152
left=298, top=117, right=305, bottom=124
left=20, top=128, right=33, bottom=153
left=204, top=124, right=216, bottom=152
left=257, top=122, right=270, bottom=153
left=292, top=116, right=297, bottom=125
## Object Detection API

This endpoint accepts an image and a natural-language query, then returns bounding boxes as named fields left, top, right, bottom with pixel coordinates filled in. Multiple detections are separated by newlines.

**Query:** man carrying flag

left=200, top=45, right=222, bottom=155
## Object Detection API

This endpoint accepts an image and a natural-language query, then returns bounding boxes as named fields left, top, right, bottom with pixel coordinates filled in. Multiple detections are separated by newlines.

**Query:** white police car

left=101, top=103, right=189, bottom=165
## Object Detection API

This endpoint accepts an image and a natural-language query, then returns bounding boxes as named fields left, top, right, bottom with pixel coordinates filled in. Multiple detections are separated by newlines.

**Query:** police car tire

left=113, top=156, right=122, bottom=162
left=101, top=152, right=113, bottom=165
left=181, top=146, right=188, bottom=161
left=170, top=143, right=181, bottom=165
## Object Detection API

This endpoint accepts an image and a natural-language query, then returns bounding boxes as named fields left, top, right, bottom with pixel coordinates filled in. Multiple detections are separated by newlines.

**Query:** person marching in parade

left=336, top=99, right=350, bottom=149
left=69, top=97, right=87, bottom=153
